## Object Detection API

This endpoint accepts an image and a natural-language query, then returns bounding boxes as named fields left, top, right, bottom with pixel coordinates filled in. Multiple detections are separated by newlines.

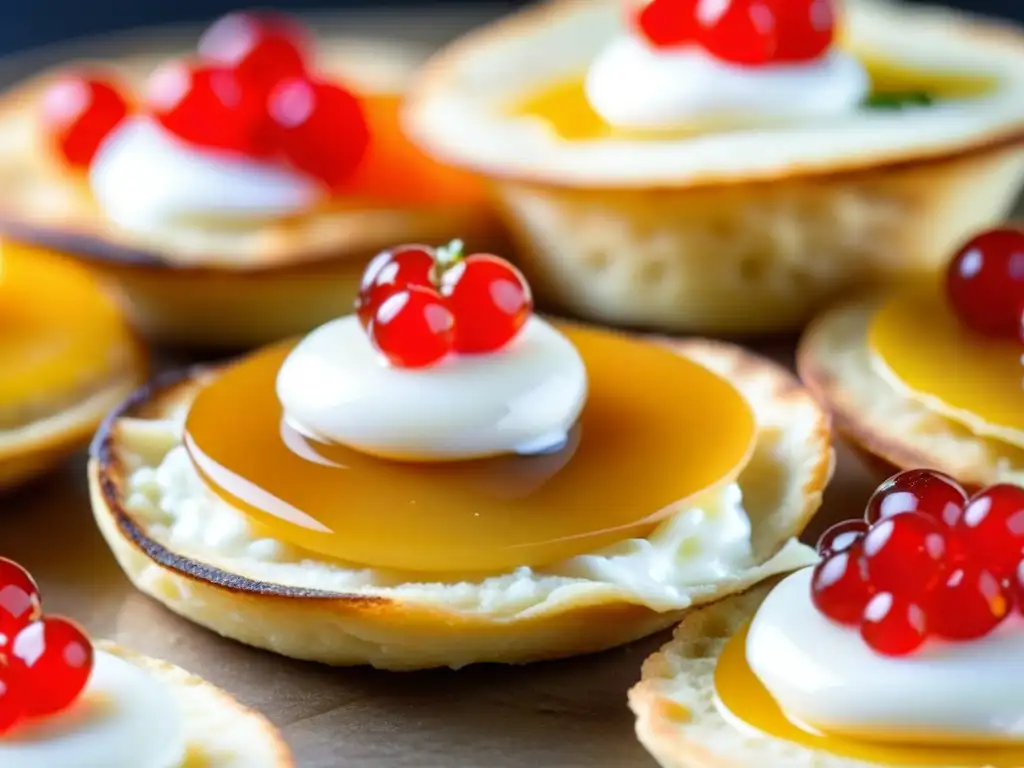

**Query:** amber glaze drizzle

left=869, top=291, right=1022, bottom=436
left=184, top=325, right=756, bottom=573
left=0, top=245, right=133, bottom=407
left=340, top=94, right=485, bottom=207
left=715, top=623, right=1024, bottom=765
left=508, top=55, right=996, bottom=141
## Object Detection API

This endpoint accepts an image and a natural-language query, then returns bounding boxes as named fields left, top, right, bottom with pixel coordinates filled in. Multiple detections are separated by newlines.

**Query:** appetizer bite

left=405, top=0, right=1024, bottom=334
left=798, top=225, right=1023, bottom=488
left=89, top=240, right=832, bottom=670
left=0, top=556, right=291, bottom=767
left=0, top=11, right=497, bottom=347
left=0, top=247, right=144, bottom=490
left=630, top=470, right=1024, bottom=768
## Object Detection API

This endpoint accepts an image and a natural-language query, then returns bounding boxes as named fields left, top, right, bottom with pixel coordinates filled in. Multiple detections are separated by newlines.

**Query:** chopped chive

left=863, top=92, right=935, bottom=109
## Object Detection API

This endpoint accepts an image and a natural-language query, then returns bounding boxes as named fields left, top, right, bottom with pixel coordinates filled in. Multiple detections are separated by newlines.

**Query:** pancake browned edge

left=797, top=298, right=1023, bottom=490
left=0, top=40, right=502, bottom=347
left=87, top=338, right=833, bottom=671
left=98, top=641, right=293, bottom=768
left=0, top=365, right=144, bottom=491
left=629, top=578, right=983, bottom=768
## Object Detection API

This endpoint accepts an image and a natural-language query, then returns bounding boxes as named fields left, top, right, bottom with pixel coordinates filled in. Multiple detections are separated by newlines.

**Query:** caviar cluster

left=40, top=11, right=368, bottom=188
left=355, top=241, right=534, bottom=368
left=946, top=227, right=1024, bottom=344
left=0, top=558, right=94, bottom=733
left=811, top=469, right=1024, bottom=656
left=634, top=0, right=835, bottom=66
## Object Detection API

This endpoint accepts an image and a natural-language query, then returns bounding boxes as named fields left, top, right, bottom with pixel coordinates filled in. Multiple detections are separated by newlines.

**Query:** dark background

left=0, top=0, right=1019, bottom=57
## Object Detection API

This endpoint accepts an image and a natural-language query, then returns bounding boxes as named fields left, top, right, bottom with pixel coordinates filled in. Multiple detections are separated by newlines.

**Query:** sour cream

left=746, top=568, right=1024, bottom=742
left=89, top=117, right=321, bottom=238
left=585, top=36, right=869, bottom=131
left=0, top=649, right=185, bottom=768
left=276, top=315, right=588, bottom=461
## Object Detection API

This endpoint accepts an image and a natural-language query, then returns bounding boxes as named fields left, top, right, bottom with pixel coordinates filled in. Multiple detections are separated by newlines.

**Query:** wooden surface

left=0, top=8, right=1012, bottom=768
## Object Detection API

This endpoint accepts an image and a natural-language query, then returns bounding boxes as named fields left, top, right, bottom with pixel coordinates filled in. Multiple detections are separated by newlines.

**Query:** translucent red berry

left=369, top=286, right=455, bottom=368
left=946, top=227, right=1024, bottom=339
left=635, top=0, right=699, bottom=48
left=40, top=74, right=129, bottom=168
left=441, top=254, right=533, bottom=354
left=864, top=469, right=968, bottom=528
left=0, top=666, right=23, bottom=735
left=696, top=0, right=835, bottom=66
left=0, top=558, right=41, bottom=641
left=772, top=0, right=835, bottom=62
left=861, top=512, right=949, bottom=598
left=198, top=11, right=310, bottom=93
left=147, top=62, right=270, bottom=156
left=811, top=544, right=873, bottom=625
left=355, top=245, right=435, bottom=329
left=10, top=617, right=93, bottom=718
left=952, top=484, right=1024, bottom=581
left=267, top=76, right=370, bottom=189
left=927, top=563, right=1010, bottom=641
left=697, top=0, right=779, bottom=66
left=860, top=592, right=928, bottom=656
left=815, top=519, right=868, bottom=559
left=1013, top=560, right=1024, bottom=612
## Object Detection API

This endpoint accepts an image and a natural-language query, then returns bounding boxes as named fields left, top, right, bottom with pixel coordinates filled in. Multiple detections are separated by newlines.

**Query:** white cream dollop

left=746, top=568, right=1024, bottom=742
left=0, top=649, right=185, bottom=768
left=89, top=117, right=322, bottom=238
left=585, top=36, right=870, bottom=131
left=276, top=315, right=588, bottom=461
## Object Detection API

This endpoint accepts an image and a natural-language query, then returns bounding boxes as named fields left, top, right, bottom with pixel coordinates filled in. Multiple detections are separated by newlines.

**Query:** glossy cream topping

left=0, top=650, right=185, bottom=768
left=584, top=36, right=870, bottom=131
left=276, top=315, right=589, bottom=461
left=89, top=117, right=322, bottom=240
left=747, top=568, right=1024, bottom=742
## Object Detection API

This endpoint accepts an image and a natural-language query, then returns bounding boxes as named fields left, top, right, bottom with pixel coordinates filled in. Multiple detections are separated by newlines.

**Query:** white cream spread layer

left=585, top=36, right=870, bottom=131
left=0, top=650, right=185, bottom=768
left=122, top=430, right=814, bottom=614
left=277, top=315, right=589, bottom=461
left=746, top=568, right=1024, bottom=741
left=89, top=117, right=322, bottom=239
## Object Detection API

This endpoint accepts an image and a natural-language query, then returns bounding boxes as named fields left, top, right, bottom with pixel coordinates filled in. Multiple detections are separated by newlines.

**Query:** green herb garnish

left=862, top=92, right=935, bottom=110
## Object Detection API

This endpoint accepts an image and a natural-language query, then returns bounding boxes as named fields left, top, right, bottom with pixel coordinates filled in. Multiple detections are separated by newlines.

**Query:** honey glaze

left=508, top=55, right=996, bottom=141
left=339, top=94, right=485, bottom=207
left=184, top=325, right=756, bottom=573
left=869, top=292, right=1022, bottom=437
left=0, top=246, right=133, bottom=409
left=715, top=623, right=1024, bottom=765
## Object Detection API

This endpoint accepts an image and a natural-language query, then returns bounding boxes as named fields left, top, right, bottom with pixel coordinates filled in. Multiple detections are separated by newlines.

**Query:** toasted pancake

left=88, top=338, right=832, bottom=670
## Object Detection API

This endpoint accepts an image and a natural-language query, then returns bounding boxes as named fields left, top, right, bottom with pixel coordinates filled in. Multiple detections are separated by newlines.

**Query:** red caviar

left=358, top=241, right=534, bottom=368
left=946, top=227, right=1024, bottom=340
left=696, top=0, right=836, bottom=66
left=147, top=62, right=271, bottom=156
left=634, top=0, right=699, bottom=49
left=40, top=74, right=129, bottom=167
left=811, top=471, right=1024, bottom=656
left=197, top=11, right=310, bottom=93
left=0, top=558, right=93, bottom=734
left=42, top=10, right=369, bottom=190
